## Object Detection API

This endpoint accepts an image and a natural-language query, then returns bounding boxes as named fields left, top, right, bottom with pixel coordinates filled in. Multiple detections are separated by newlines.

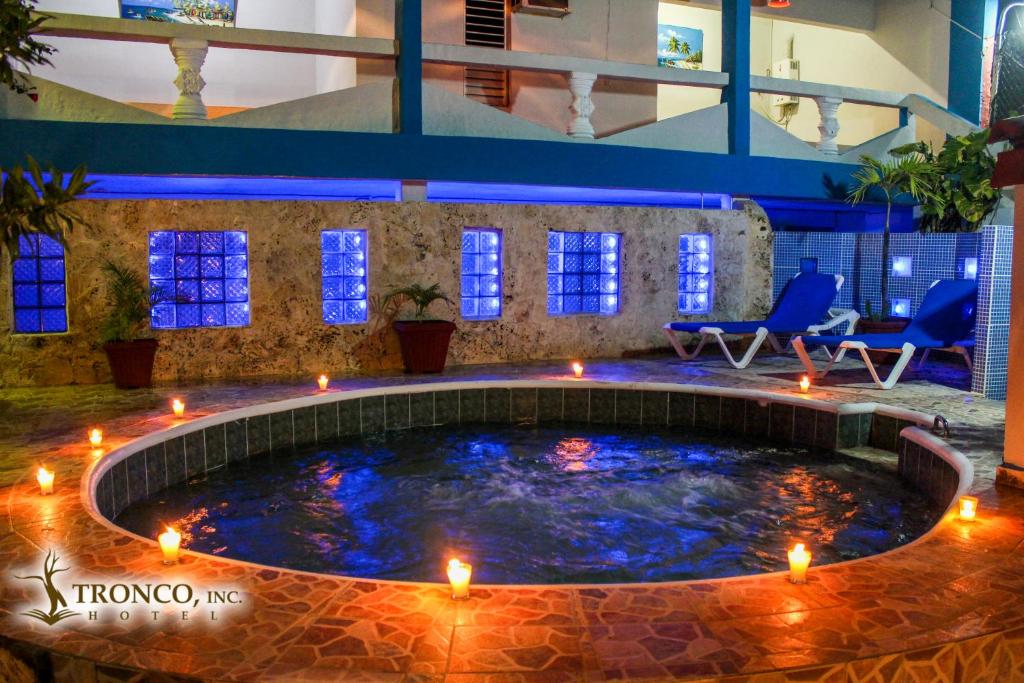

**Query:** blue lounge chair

left=662, top=272, right=859, bottom=369
left=792, top=279, right=978, bottom=390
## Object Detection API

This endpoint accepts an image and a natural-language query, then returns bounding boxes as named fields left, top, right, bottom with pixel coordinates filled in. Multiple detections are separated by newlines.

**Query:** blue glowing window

left=547, top=231, right=620, bottom=316
left=12, top=235, right=68, bottom=334
left=149, top=231, right=250, bottom=329
left=322, top=229, right=368, bottom=325
left=678, top=234, right=713, bottom=314
left=461, top=228, right=502, bottom=320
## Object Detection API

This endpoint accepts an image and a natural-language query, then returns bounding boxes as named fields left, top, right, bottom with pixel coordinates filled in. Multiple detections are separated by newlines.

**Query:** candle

left=318, top=374, right=329, bottom=391
left=446, top=558, right=472, bottom=600
left=36, top=467, right=55, bottom=496
left=88, top=428, right=103, bottom=447
left=799, top=376, right=811, bottom=393
left=787, top=543, right=812, bottom=584
left=572, top=362, right=584, bottom=379
left=159, top=527, right=181, bottom=564
left=171, top=399, right=185, bottom=418
left=959, top=495, right=979, bottom=522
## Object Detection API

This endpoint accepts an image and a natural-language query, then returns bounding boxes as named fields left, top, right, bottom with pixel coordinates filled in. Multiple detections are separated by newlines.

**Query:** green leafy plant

left=848, top=152, right=940, bottom=320
left=99, top=260, right=154, bottom=343
left=0, top=0, right=54, bottom=96
left=890, top=130, right=1000, bottom=232
left=1, top=156, right=92, bottom=261
left=382, top=283, right=453, bottom=321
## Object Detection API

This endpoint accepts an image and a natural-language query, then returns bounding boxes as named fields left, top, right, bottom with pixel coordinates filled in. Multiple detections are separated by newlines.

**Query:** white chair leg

left=954, top=345, right=974, bottom=371
left=663, top=327, right=710, bottom=362
left=711, top=328, right=769, bottom=369
left=857, top=343, right=917, bottom=390
left=916, top=348, right=932, bottom=371
left=766, top=333, right=785, bottom=353
left=792, top=337, right=823, bottom=378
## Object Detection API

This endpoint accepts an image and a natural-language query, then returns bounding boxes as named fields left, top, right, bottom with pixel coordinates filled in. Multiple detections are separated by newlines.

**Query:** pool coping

left=83, top=379, right=975, bottom=590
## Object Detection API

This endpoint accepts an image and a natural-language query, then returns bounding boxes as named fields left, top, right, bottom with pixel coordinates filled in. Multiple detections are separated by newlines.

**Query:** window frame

left=9, top=234, right=70, bottom=336
left=460, top=226, right=504, bottom=322
left=546, top=230, right=621, bottom=317
left=321, top=228, right=370, bottom=326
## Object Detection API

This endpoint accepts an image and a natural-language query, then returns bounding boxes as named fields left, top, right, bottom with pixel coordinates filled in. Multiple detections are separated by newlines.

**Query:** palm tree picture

left=658, top=24, right=704, bottom=70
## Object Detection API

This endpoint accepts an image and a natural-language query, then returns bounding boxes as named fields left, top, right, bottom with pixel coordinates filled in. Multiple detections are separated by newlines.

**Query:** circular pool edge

left=82, top=379, right=975, bottom=590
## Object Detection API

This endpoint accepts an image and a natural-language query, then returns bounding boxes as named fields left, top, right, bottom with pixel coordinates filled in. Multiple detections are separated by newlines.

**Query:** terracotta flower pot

left=392, top=320, right=456, bottom=374
left=857, top=318, right=910, bottom=365
left=103, top=339, right=159, bottom=389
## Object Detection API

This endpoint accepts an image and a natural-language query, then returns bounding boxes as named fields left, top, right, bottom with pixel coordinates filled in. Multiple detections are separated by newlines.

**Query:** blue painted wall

left=948, top=0, right=999, bottom=124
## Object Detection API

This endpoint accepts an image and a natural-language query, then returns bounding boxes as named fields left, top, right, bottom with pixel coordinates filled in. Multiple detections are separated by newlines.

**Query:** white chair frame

left=663, top=274, right=859, bottom=370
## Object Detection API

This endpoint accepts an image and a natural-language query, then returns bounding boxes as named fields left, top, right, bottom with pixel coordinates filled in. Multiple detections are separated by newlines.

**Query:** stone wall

left=0, top=200, right=772, bottom=387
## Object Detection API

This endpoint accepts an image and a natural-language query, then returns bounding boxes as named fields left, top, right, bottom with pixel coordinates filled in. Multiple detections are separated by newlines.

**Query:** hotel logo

left=13, top=547, right=246, bottom=627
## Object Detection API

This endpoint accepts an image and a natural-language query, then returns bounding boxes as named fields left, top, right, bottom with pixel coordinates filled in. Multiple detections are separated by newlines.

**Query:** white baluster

left=814, top=96, right=842, bottom=155
left=567, top=71, right=597, bottom=140
left=170, top=39, right=209, bottom=120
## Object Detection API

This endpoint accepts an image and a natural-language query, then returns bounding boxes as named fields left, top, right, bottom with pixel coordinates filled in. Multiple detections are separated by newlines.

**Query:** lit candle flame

left=799, top=376, right=810, bottom=393
left=446, top=558, right=472, bottom=600
left=88, top=428, right=103, bottom=447
left=787, top=542, right=811, bottom=584
left=171, top=399, right=185, bottom=418
left=159, top=526, right=181, bottom=564
left=572, top=362, right=584, bottom=379
left=959, top=496, right=978, bottom=522
left=318, top=374, right=329, bottom=391
left=37, top=467, right=55, bottom=495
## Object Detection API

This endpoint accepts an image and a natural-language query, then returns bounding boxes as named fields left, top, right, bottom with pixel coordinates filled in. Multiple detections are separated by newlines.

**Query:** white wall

left=657, top=1, right=950, bottom=148
left=32, top=0, right=357, bottom=111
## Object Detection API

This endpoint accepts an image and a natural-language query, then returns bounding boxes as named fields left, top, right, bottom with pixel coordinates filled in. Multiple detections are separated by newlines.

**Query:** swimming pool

left=116, top=420, right=942, bottom=584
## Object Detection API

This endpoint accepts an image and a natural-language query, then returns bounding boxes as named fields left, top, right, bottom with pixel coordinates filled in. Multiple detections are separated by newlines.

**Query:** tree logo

left=15, top=549, right=80, bottom=626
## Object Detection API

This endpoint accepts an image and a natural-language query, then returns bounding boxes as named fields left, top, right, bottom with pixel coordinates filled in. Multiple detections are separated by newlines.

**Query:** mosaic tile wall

left=773, top=229, right=1013, bottom=399
left=0, top=200, right=772, bottom=386
left=973, top=225, right=1015, bottom=400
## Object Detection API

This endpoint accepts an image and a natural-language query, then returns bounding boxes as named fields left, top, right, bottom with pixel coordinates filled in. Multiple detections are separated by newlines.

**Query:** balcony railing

left=6, top=9, right=980, bottom=171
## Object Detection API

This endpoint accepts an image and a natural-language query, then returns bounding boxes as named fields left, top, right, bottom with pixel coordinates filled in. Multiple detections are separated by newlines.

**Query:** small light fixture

left=159, top=527, right=181, bottom=564
left=88, top=428, right=103, bottom=447
left=959, top=495, right=979, bottom=522
left=37, top=467, right=55, bottom=496
left=799, top=375, right=811, bottom=393
left=767, top=0, right=791, bottom=7
left=171, top=399, right=186, bottom=418
left=787, top=542, right=811, bottom=584
left=571, top=361, right=584, bottom=379
left=318, top=374, right=329, bottom=391
left=892, top=256, right=913, bottom=278
left=446, top=558, right=472, bottom=600
left=891, top=298, right=911, bottom=318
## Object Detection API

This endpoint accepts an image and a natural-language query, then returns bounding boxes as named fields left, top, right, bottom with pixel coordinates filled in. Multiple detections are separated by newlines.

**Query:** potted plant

left=848, top=151, right=940, bottom=342
left=378, top=283, right=456, bottom=374
left=100, top=260, right=160, bottom=389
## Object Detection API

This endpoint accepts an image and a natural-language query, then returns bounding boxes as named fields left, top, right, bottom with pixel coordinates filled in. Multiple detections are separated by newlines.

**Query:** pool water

left=117, top=424, right=943, bottom=584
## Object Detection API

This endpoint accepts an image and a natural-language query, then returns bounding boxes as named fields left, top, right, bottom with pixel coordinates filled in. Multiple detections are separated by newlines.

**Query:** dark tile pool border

left=91, top=382, right=972, bottom=524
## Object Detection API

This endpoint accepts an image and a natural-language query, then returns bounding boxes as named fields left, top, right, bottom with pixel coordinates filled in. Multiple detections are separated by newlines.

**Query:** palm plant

left=890, top=131, right=1000, bottom=232
left=848, top=152, right=940, bottom=319
left=0, top=0, right=54, bottom=96
left=1, top=156, right=92, bottom=261
left=99, top=260, right=153, bottom=343
left=382, top=283, right=453, bottom=321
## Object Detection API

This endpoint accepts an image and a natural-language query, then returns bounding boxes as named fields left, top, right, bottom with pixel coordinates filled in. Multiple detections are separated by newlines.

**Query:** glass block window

left=11, top=235, right=68, bottom=334
left=547, top=231, right=620, bottom=316
left=678, top=234, right=713, bottom=314
left=149, top=231, right=250, bottom=329
left=321, top=229, right=368, bottom=325
left=461, top=228, right=502, bottom=320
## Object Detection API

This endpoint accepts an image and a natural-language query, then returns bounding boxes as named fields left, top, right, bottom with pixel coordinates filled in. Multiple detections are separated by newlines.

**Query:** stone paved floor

left=1, top=352, right=1022, bottom=682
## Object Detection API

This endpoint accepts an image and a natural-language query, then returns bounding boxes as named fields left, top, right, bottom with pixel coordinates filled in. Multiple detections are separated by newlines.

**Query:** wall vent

left=464, top=0, right=510, bottom=108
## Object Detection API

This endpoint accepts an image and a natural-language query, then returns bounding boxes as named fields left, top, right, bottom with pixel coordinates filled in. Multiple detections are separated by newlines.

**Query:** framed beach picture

left=657, top=24, right=703, bottom=70
left=119, top=0, right=238, bottom=28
